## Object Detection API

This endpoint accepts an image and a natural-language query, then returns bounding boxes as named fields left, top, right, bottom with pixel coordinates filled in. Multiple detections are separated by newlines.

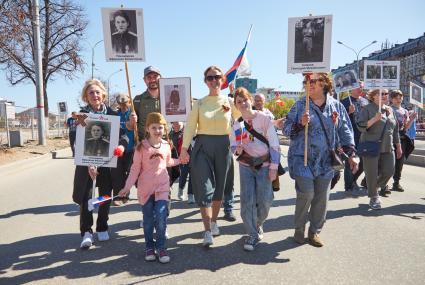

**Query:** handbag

left=312, top=109, right=346, bottom=171
left=357, top=120, right=388, bottom=157
left=240, top=118, right=286, bottom=176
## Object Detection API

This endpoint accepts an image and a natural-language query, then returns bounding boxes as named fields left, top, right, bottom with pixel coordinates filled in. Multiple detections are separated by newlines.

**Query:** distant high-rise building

left=236, top=77, right=257, bottom=94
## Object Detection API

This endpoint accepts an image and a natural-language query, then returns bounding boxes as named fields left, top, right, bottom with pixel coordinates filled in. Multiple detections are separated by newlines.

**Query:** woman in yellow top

left=180, top=65, right=238, bottom=247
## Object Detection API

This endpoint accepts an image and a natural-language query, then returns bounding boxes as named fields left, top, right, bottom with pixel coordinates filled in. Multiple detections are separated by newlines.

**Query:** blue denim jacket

left=283, top=95, right=354, bottom=179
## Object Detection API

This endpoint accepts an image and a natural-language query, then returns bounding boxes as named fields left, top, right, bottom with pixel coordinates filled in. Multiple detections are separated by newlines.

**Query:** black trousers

left=79, top=172, right=112, bottom=236
left=393, top=137, right=408, bottom=183
left=69, top=131, right=76, bottom=156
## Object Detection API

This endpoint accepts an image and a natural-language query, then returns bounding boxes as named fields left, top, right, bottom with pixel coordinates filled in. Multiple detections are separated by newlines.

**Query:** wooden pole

left=124, top=61, right=139, bottom=144
left=304, top=73, right=311, bottom=166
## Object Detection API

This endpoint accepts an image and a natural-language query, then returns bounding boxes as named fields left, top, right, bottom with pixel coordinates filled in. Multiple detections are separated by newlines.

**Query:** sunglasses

left=206, top=75, right=222, bottom=82
left=302, top=78, right=322, bottom=85
left=381, top=92, right=389, bottom=95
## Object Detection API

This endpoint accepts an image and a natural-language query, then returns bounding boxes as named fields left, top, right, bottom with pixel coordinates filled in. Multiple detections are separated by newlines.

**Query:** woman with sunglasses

left=179, top=66, right=239, bottom=247
left=282, top=73, right=357, bottom=247
left=357, top=89, right=402, bottom=210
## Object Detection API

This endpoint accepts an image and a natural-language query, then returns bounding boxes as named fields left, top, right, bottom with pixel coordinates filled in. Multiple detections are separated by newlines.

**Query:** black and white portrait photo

left=101, top=7, right=145, bottom=62
left=74, top=114, right=120, bottom=167
left=333, top=69, right=359, bottom=94
left=364, top=60, right=400, bottom=90
left=294, top=18, right=324, bottom=63
left=409, top=82, right=423, bottom=107
left=58, top=101, right=67, bottom=114
left=287, top=15, right=332, bottom=74
left=83, top=121, right=111, bottom=157
left=159, top=77, right=191, bottom=122
left=366, top=65, right=381, bottom=79
left=110, top=10, right=138, bottom=54
left=383, top=65, right=397, bottom=79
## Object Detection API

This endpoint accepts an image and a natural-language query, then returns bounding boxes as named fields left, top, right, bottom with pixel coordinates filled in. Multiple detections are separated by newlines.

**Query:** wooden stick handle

left=304, top=74, right=311, bottom=167
left=124, top=61, right=139, bottom=144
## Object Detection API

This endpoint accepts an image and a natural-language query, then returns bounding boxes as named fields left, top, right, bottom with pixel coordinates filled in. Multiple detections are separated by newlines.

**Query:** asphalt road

left=0, top=147, right=424, bottom=285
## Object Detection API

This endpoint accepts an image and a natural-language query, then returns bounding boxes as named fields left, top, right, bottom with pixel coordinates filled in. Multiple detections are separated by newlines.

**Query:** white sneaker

left=178, top=188, right=186, bottom=200
left=203, top=231, right=214, bottom=247
left=140, top=219, right=144, bottom=228
left=80, top=232, right=93, bottom=249
left=97, top=231, right=109, bottom=241
left=257, top=225, right=264, bottom=241
left=187, top=194, right=195, bottom=204
left=211, top=221, right=220, bottom=236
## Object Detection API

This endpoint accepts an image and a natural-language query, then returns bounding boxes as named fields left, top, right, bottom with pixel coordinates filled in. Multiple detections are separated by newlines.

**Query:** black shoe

left=223, top=212, right=236, bottom=222
left=383, top=185, right=391, bottom=194
left=392, top=183, right=405, bottom=192
left=379, top=189, right=389, bottom=197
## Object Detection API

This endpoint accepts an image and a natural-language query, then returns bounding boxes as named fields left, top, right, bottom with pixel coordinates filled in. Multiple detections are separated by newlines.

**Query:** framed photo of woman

left=159, top=77, right=192, bottom=122
left=74, top=114, right=120, bottom=167
left=101, top=7, right=145, bottom=62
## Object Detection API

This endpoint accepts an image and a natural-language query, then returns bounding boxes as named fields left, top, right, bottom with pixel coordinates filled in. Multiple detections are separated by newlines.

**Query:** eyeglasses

left=302, top=79, right=322, bottom=85
left=206, top=75, right=222, bottom=82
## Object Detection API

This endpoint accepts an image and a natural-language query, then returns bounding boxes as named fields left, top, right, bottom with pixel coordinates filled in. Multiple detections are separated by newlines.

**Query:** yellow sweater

left=182, top=95, right=240, bottom=148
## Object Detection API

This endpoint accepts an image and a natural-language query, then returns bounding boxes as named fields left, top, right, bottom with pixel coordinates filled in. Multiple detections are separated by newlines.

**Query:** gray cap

left=116, top=93, right=129, bottom=104
left=144, top=66, right=161, bottom=77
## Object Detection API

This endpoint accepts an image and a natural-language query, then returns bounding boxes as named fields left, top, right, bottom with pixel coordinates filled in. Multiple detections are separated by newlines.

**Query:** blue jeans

left=223, top=158, right=235, bottom=213
left=239, top=165, right=274, bottom=238
left=142, top=195, right=168, bottom=251
left=179, top=164, right=191, bottom=194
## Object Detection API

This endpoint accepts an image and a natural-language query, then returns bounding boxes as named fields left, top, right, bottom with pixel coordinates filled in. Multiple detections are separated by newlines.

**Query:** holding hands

left=180, top=148, right=190, bottom=164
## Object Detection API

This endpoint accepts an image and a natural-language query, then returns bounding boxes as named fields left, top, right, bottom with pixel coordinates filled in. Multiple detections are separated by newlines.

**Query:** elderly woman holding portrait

left=179, top=66, right=240, bottom=248
left=357, top=89, right=402, bottom=210
left=282, top=72, right=357, bottom=247
left=73, top=79, right=131, bottom=249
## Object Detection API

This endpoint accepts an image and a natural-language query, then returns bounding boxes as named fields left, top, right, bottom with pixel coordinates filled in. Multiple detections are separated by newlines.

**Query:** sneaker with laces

left=211, top=222, right=220, bottom=236
left=145, top=248, right=156, bottom=261
left=158, top=249, right=170, bottom=263
left=80, top=232, right=93, bottom=249
left=243, top=236, right=259, bottom=251
left=257, top=226, right=264, bottom=241
left=202, top=231, right=214, bottom=247
left=187, top=194, right=195, bottom=204
left=97, top=231, right=109, bottom=242
left=177, top=188, right=186, bottom=200
left=369, top=197, right=382, bottom=210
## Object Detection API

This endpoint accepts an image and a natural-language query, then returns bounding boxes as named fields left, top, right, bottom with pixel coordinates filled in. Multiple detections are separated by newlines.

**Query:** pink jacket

left=124, top=139, right=180, bottom=205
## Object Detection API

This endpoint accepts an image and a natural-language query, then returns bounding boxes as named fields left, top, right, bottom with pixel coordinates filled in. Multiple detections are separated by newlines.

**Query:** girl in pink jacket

left=119, top=112, right=179, bottom=263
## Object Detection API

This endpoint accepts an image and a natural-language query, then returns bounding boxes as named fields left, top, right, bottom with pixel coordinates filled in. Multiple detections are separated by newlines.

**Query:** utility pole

left=32, top=0, right=46, bottom=145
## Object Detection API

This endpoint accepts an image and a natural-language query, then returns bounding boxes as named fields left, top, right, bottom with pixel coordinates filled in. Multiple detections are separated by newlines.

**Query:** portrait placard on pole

left=333, top=69, right=360, bottom=94
left=159, top=77, right=192, bottom=122
left=287, top=15, right=333, bottom=74
left=101, top=7, right=145, bottom=62
left=57, top=101, right=68, bottom=115
left=363, top=60, right=400, bottom=90
left=74, top=114, right=120, bottom=167
left=409, top=82, right=423, bottom=109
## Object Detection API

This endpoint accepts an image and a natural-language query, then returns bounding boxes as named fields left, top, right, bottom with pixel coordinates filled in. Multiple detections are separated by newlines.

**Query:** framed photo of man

left=364, top=60, right=400, bottom=89
left=333, top=69, right=360, bottom=94
left=159, top=77, right=191, bottom=122
left=57, top=101, right=68, bottom=115
left=74, top=114, right=120, bottom=167
left=101, top=7, right=145, bottom=62
left=409, top=82, right=423, bottom=108
left=287, top=15, right=333, bottom=73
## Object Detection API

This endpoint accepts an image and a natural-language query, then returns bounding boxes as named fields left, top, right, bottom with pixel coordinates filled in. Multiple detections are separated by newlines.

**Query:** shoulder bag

left=357, top=119, right=388, bottom=157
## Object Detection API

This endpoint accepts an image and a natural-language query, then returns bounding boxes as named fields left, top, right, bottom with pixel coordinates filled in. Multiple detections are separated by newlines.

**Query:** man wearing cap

left=133, top=66, right=162, bottom=139
left=111, top=93, right=136, bottom=205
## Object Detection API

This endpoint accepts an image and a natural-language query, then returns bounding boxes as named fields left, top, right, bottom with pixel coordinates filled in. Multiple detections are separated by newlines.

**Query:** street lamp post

left=90, top=40, right=104, bottom=79
left=107, top=69, right=123, bottom=106
left=337, top=40, right=378, bottom=79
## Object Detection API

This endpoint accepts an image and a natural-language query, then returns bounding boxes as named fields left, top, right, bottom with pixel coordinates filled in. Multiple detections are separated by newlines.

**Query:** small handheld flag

left=88, top=195, right=119, bottom=211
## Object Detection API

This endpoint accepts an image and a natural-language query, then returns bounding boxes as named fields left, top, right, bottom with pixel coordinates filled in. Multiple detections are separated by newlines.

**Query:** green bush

left=265, top=97, right=296, bottom=119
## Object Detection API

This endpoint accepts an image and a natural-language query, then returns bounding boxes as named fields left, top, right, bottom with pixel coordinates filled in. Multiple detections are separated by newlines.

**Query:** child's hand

left=269, top=169, right=277, bottom=181
left=118, top=188, right=130, bottom=197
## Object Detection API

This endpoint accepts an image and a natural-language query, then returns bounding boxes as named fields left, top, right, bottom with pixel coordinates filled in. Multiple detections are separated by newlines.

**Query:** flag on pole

left=221, top=25, right=253, bottom=90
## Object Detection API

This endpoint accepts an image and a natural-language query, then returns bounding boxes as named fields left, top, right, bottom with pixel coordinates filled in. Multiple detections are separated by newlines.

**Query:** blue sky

left=1, top=0, right=424, bottom=115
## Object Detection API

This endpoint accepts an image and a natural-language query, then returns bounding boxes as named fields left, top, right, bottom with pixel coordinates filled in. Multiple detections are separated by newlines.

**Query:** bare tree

left=0, top=0, right=88, bottom=117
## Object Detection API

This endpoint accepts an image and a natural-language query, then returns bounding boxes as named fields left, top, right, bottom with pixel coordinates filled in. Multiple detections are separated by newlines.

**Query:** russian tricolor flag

left=221, top=26, right=252, bottom=90
left=234, top=127, right=248, bottom=142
